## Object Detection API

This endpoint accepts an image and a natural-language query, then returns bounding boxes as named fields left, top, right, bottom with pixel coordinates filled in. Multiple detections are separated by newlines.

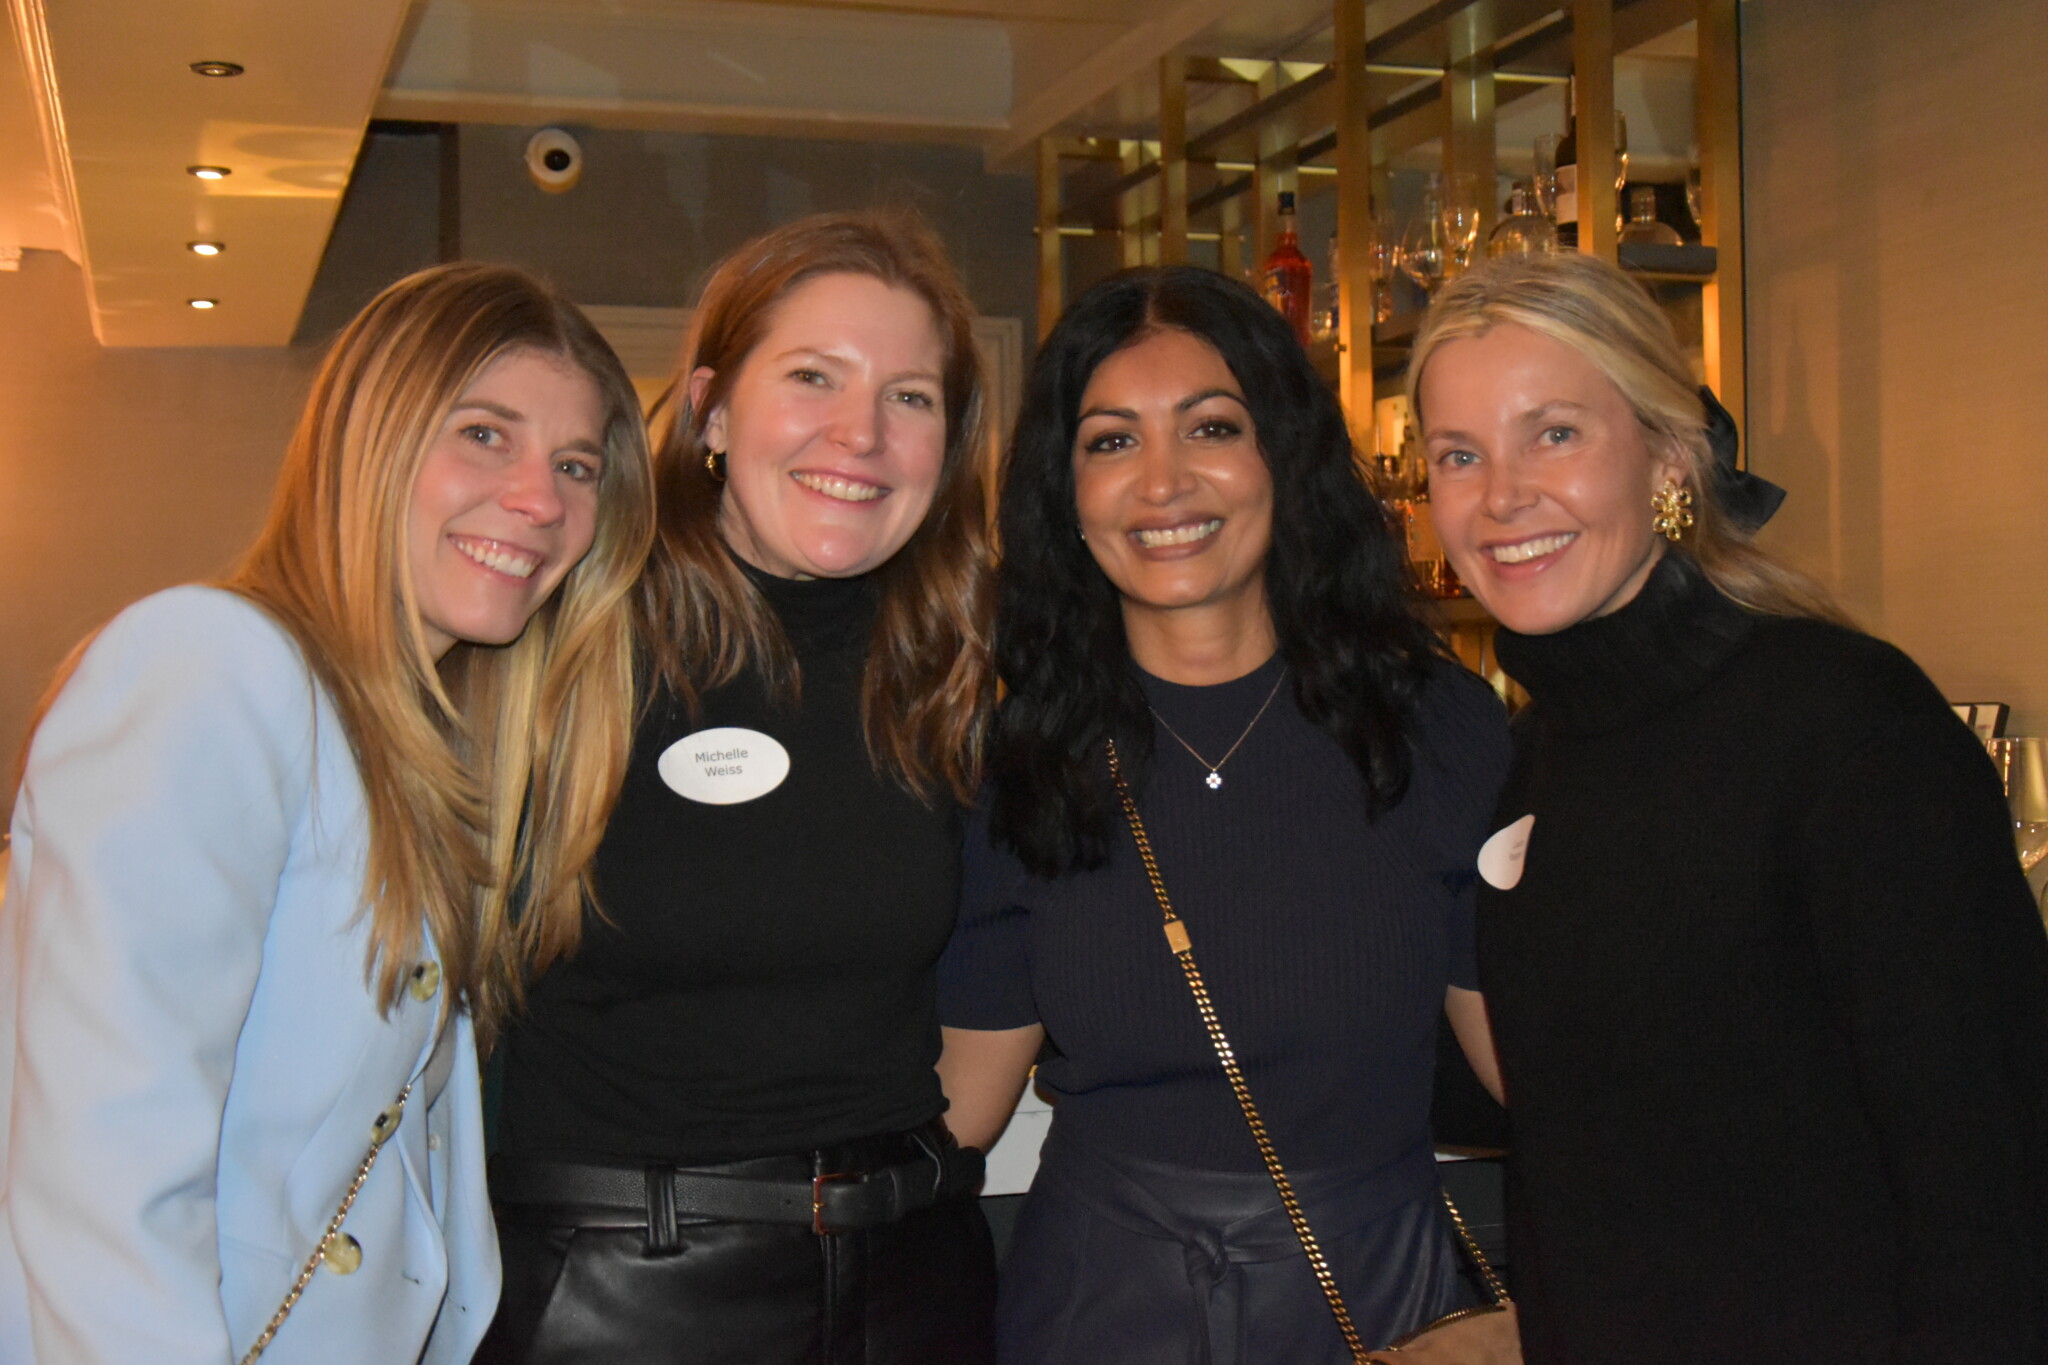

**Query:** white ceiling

left=2, top=0, right=1693, bottom=348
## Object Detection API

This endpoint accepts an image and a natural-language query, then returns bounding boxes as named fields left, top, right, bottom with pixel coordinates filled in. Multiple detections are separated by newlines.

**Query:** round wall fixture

left=525, top=128, right=583, bottom=193
left=188, top=241, right=224, bottom=256
left=189, top=61, right=244, bottom=77
left=188, top=298, right=219, bottom=310
left=187, top=165, right=231, bottom=180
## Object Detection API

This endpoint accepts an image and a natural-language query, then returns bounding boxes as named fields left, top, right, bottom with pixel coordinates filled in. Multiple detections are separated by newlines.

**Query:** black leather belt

left=491, top=1131, right=985, bottom=1245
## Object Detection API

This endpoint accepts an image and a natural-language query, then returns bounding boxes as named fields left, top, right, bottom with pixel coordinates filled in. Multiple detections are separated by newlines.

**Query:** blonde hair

left=1407, top=253, right=1844, bottom=624
left=640, top=208, right=993, bottom=803
left=221, top=262, right=655, bottom=1046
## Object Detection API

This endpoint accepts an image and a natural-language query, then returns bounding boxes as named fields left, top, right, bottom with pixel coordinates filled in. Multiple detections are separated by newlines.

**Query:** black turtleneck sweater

left=495, top=566, right=958, bottom=1164
left=1484, top=554, right=2048, bottom=1365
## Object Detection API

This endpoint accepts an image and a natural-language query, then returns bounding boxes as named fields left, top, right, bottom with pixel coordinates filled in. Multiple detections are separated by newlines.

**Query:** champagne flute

left=1685, top=153, right=1705, bottom=241
left=1364, top=209, right=1398, bottom=323
left=1532, top=134, right=1561, bottom=218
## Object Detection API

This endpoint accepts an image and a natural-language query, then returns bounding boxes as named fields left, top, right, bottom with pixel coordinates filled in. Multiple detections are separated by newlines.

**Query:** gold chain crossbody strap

left=1106, top=740, right=1510, bottom=1362
left=1107, top=739, right=1371, bottom=1363
left=238, top=1081, right=414, bottom=1365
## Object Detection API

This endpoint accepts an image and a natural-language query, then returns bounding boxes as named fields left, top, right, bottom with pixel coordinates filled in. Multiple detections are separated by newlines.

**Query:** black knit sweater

left=495, top=566, right=957, bottom=1164
left=1483, top=554, right=2048, bottom=1364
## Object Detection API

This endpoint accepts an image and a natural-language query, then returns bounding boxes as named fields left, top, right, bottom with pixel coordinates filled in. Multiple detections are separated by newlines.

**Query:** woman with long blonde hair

left=1411, top=251, right=2048, bottom=1362
left=0, top=262, right=654, bottom=1363
left=482, top=208, right=998, bottom=1364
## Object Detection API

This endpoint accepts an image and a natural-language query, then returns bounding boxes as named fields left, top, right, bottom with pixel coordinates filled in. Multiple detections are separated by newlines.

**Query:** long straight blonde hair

left=640, top=208, right=993, bottom=803
left=1407, top=253, right=1845, bottom=624
left=220, top=262, right=655, bottom=1045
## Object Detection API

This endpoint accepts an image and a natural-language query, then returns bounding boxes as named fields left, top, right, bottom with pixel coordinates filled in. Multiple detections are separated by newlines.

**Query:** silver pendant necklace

left=1148, top=667, right=1288, bottom=791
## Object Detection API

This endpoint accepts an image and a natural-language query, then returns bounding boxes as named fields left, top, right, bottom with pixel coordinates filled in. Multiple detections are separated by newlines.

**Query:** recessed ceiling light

left=187, top=165, right=231, bottom=180
left=189, top=61, right=244, bottom=78
left=188, top=241, right=225, bottom=257
left=188, top=298, right=218, bottom=310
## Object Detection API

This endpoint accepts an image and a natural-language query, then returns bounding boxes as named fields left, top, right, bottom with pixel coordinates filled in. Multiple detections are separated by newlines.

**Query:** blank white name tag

left=1478, top=813, right=1534, bottom=890
left=658, top=727, right=790, bottom=805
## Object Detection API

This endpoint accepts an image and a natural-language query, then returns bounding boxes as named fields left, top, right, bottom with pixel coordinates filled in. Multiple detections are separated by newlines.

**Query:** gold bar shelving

left=1031, top=0, right=1745, bottom=454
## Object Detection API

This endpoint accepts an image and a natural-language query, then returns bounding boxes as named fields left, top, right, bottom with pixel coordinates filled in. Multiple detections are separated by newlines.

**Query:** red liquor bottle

left=1262, top=191, right=1313, bottom=346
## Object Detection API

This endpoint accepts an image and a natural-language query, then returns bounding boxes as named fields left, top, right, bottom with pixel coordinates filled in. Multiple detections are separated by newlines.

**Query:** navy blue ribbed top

left=940, top=657, right=1508, bottom=1173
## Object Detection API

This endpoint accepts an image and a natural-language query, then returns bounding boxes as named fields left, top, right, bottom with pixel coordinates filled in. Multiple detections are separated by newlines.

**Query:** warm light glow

left=189, top=61, right=244, bottom=78
left=188, top=241, right=224, bottom=257
left=188, top=298, right=218, bottom=310
left=187, top=166, right=230, bottom=181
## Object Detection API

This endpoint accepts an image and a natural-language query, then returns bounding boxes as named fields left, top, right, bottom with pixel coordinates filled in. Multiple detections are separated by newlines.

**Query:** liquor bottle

left=1554, top=75, right=1579, bottom=250
left=1396, top=420, right=1451, bottom=594
left=1618, top=185, right=1683, bottom=246
left=1488, top=182, right=1560, bottom=258
left=1262, top=191, right=1313, bottom=346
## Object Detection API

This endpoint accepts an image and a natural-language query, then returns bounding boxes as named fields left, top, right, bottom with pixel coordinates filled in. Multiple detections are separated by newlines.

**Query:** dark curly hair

left=989, top=264, right=1445, bottom=876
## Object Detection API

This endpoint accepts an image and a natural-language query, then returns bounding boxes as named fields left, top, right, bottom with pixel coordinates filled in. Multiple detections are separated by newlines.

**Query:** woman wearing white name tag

left=480, top=209, right=998, bottom=1363
left=0, top=264, right=655, bottom=1363
left=1411, top=253, right=2048, bottom=1362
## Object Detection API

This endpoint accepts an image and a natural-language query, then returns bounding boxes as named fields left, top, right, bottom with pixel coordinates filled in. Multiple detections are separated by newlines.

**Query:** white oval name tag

left=658, top=727, right=790, bottom=805
left=1478, top=813, right=1535, bottom=891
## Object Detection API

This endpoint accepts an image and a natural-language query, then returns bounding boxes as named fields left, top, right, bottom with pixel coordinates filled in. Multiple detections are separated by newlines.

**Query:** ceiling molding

left=383, top=0, right=1012, bottom=143
left=3, top=0, right=84, bottom=272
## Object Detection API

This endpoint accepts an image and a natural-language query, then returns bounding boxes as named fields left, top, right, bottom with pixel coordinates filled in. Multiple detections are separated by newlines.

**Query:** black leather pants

left=477, top=1126, right=998, bottom=1365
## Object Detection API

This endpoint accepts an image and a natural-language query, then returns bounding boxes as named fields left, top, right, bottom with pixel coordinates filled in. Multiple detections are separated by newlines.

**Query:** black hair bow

left=1699, top=386, right=1785, bottom=534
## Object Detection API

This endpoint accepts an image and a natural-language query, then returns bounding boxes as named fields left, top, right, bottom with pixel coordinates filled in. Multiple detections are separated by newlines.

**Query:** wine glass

left=1439, top=172, right=1483, bottom=274
left=1986, top=738, right=2048, bottom=875
left=1400, top=182, right=1448, bottom=297
left=1399, top=217, right=1446, bottom=297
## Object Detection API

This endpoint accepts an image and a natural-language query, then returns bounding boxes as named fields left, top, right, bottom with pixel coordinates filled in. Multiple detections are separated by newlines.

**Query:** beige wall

left=1743, top=0, right=2048, bottom=732
left=0, top=251, right=313, bottom=821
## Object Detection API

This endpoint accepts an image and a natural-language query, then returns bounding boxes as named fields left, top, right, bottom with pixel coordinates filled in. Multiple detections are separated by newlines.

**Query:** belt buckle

left=812, top=1170, right=859, bottom=1235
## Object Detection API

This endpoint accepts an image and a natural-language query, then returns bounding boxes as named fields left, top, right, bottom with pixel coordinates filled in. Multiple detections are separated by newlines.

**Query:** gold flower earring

left=1651, top=480, right=1694, bottom=542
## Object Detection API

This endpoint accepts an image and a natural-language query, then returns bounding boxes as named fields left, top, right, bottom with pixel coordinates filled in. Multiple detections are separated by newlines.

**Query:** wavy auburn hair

left=989, top=265, right=1445, bottom=877
left=641, top=208, right=993, bottom=803
left=224, top=263, right=655, bottom=1046
left=1407, top=253, right=1844, bottom=624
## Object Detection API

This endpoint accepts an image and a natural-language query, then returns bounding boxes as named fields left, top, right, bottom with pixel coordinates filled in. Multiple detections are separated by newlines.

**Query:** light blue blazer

left=0, top=587, right=499, bottom=1362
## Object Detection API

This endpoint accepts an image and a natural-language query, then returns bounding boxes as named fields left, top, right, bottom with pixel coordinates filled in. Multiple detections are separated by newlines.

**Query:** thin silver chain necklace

left=1147, top=668, right=1288, bottom=792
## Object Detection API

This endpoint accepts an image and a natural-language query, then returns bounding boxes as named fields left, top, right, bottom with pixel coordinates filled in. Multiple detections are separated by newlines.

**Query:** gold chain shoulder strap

left=238, top=1081, right=414, bottom=1365
left=1105, top=740, right=1509, bottom=1362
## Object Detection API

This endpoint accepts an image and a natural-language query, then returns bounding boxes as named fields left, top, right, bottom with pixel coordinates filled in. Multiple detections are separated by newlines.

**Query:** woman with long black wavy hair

left=937, top=264, right=1510, bottom=1363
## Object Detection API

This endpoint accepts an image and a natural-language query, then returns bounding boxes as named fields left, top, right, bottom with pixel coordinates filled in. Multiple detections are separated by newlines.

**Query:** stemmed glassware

left=1398, top=179, right=1448, bottom=297
left=1685, top=154, right=1705, bottom=241
left=1438, top=172, right=1483, bottom=275
left=1532, top=134, right=1562, bottom=218
left=1987, top=739, right=2048, bottom=870
left=1362, top=209, right=1399, bottom=323
left=1985, top=737, right=2048, bottom=927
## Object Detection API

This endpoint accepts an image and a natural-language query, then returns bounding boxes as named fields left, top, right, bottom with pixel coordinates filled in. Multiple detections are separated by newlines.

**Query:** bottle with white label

left=1554, top=74, right=1579, bottom=249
